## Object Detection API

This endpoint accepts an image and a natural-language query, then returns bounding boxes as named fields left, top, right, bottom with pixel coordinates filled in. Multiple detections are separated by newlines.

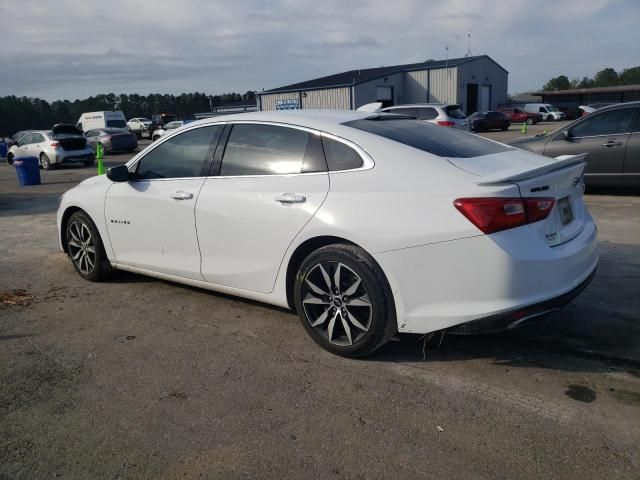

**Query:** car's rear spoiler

left=475, top=154, right=588, bottom=185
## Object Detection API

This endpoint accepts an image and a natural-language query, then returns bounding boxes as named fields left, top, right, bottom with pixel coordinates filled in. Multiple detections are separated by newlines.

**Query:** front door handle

left=169, top=190, right=193, bottom=200
left=275, top=193, right=306, bottom=204
left=601, top=140, right=623, bottom=147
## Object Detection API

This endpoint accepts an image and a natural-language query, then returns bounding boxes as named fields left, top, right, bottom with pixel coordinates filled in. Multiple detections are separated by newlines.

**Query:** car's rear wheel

left=84, top=159, right=94, bottom=167
left=7, top=153, right=13, bottom=165
left=294, top=244, right=396, bottom=357
left=66, top=211, right=113, bottom=282
left=40, top=153, right=52, bottom=170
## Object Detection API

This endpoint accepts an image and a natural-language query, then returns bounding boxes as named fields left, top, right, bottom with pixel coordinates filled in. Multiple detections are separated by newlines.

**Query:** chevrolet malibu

left=57, top=111, right=598, bottom=357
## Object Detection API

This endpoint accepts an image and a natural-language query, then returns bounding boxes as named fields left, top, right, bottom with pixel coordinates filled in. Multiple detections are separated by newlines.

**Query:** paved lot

left=1, top=141, right=639, bottom=479
left=480, top=119, right=572, bottom=143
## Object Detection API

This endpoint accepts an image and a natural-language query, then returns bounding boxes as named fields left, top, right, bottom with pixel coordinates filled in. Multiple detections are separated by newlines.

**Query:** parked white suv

left=381, top=104, right=469, bottom=130
left=523, top=103, right=566, bottom=122
left=127, top=118, right=152, bottom=139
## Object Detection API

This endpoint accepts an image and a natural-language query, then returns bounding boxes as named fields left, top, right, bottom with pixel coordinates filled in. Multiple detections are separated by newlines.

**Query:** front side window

left=220, top=124, right=325, bottom=176
left=539, top=107, right=547, bottom=113
left=19, top=134, right=33, bottom=145
left=322, top=137, right=364, bottom=171
left=570, top=108, right=636, bottom=137
left=387, top=108, right=417, bottom=117
left=135, top=125, right=222, bottom=179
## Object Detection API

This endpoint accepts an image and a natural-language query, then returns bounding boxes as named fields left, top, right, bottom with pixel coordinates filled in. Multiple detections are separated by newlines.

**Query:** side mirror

left=563, top=130, right=572, bottom=140
left=107, top=165, right=131, bottom=182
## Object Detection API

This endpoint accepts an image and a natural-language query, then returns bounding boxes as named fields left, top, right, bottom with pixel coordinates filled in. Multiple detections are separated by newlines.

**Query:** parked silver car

left=381, top=103, right=469, bottom=130
left=7, top=124, right=94, bottom=169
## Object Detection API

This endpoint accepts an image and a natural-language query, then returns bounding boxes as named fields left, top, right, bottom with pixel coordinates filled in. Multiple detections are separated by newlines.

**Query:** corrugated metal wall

left=302, top=88, right=350, bottom=109
left=259, top=92, right=300, bottom=111
left=428, top=68, right=457, bottom=104
left=258, top=87, right=351, bottom=111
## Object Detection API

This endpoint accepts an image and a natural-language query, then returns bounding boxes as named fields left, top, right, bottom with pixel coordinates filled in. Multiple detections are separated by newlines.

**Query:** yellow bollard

left=543, top=128, right=548, bottom=135
left=96, top=143, right=105, bottom=175
left=521, top=122, right=527, bottom=134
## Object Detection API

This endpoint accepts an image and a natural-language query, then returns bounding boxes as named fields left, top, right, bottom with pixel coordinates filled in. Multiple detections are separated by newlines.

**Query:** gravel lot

left=1, top=138, right=639, bottom=479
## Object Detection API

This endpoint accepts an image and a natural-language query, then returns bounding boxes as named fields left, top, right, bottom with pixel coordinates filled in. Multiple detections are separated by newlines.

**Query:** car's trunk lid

left=449, top=150, right=588, bottom=246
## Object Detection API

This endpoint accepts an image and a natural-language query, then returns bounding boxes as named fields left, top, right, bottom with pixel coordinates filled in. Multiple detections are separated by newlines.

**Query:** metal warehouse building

left=533, top=84, right=640, bottom=117
left=257, top=55, right=508, bottom=115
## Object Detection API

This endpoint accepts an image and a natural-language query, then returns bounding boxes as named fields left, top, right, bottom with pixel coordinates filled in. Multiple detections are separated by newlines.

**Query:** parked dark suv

left=511, top=102, right=640, bottom=187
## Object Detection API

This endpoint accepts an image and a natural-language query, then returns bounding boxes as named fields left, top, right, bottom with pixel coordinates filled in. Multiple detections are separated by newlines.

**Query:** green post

left=96, top=143, right=105, bottom=175
left=543, top=128, right=548, bottom=135
left=521, top=122, right=527, bottom=134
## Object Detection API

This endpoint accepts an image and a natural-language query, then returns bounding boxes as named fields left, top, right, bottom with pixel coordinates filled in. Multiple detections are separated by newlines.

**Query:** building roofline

left=259, top=55, right=506, bottom=95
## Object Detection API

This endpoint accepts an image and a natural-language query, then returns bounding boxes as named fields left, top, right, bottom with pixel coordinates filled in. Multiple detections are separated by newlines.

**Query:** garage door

left=376, top=86, right=393, bottom=101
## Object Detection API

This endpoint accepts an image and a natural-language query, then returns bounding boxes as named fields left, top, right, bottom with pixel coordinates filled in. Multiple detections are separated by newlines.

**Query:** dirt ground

left=1, top=142, right=639, bottom=479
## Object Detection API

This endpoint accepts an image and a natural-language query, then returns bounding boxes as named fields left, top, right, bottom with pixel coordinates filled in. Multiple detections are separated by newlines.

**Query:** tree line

left=542, top=66, right=640, bottom=91
left=0, top=91, right=256, bottom=137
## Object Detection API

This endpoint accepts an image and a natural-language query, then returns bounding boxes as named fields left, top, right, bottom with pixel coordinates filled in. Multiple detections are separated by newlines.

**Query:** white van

left=523, top=103, right=565, bottom=121
left=77, top=111, right=127, bottom=132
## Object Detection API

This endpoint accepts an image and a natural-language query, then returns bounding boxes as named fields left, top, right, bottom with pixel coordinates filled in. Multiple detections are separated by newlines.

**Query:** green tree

left=543, top=75, right=571, bottom=91
left=592, top=68, right=619, bottom=87
left=620, top=66, right=640, bottom=85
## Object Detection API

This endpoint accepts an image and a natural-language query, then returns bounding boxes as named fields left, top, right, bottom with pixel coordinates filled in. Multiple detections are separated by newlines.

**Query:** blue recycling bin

left=14, top=156, right=41, bottom=186
left=0, top=142, right=7, bottom=158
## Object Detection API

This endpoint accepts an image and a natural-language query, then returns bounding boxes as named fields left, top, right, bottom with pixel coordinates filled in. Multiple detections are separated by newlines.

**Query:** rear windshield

left=343, top=118, right=512, bottom=158
left=102, top=128, right=128, bottom=134
left=106, top=120, right=127, bottom=128
left=444, top=105, right=466, bottom=119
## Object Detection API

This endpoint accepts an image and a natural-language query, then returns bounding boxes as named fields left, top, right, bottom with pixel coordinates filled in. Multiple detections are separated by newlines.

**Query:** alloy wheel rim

left=68, top=221, right=96, bottom=275
left=301, top=262, right=372, bottom=346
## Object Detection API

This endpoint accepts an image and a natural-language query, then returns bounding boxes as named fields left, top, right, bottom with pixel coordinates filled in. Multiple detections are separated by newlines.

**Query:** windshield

left=344, top=117, right=512, bottom=158
left=139, top=118, right=151, bottom=123
left=547, top=106, right=559, bottom=112
left=444, top=105, right=467, bottom=119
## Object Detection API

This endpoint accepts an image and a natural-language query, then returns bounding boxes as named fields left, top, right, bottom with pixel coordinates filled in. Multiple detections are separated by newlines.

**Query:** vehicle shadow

left=0, top=192, right=62, bottom=217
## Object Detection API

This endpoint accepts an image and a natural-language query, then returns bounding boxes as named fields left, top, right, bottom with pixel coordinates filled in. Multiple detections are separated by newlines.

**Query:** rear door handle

left=169, top=190, right=193, bottom=200
left=601, top=140, right=623, bottom=147
left=275, top=193, right=306, bottom=204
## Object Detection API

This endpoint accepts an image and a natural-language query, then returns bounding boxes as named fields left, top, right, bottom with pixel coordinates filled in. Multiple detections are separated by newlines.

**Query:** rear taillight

left=454, top=197, right=556, bottom=234
left=437, top=121, right=456, bottom=127
left=50, top=142, right=60, bottom=147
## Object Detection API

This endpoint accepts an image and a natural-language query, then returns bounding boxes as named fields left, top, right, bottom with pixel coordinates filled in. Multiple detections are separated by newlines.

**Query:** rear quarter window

left=344, top=118, right=512, bottom=158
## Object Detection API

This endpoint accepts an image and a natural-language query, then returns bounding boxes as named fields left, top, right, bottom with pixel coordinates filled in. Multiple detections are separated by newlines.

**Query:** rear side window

left=570, top=108, right=637, bottom=137
left=220, top=124, right=326, bottom=176
left=322, top=137, right=364, bottom=171
left=344, top=118, right=512, bottom=158
left=416, top=107, right=438, bottom=120
left=444, top=105, right=466, bottom=119
left=386, top=108, right=417, bottom=117
left=135, top=125, right=222, bottom=179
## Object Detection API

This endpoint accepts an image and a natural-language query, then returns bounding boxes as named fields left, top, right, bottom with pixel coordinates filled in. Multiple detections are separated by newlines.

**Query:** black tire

left=547, top=114, right=554, bottom=122
left=84, top=159, right=94, bottom=167
left=40, top=153, right=52, bottom=170
left=526, top=117, right=534, bottom=125
left=65, top=210, right=113, bottom=282
left=501, top=124, right=509, bottom=131
left=294, top=244, right=396, bottom=357
left=7, top=153, right=13, bottom=165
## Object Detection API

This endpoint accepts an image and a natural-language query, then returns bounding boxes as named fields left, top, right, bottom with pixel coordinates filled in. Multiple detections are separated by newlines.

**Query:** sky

left=1, top=0, right=639, bottom=101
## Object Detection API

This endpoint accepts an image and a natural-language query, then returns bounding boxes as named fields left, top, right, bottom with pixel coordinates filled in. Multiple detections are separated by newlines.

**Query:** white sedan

left=57, top=110, right=598, bottom=357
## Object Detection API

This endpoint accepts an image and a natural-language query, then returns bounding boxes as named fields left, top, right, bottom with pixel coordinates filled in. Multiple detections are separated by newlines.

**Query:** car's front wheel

left=7, top=153, right=13, bottom=165
left=526, top=117, right=534, bottom=125
left=294, top=244, right=396, bottom=357
left=66, top=211, right=113, bottom=281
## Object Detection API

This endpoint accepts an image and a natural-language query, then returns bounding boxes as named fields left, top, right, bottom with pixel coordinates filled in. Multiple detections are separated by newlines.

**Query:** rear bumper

left=374, top=219, right=598, bottom=334
left=447, top=266, right=596, bottom=333
left=52, top=148, right=94, bottom=164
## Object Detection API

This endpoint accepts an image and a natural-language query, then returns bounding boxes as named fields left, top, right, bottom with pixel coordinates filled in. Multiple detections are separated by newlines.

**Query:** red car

left=499, top=107, right=541, bottom=125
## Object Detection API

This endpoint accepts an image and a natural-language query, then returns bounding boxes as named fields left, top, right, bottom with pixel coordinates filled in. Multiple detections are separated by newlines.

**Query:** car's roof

left=595, top=101, right=640, bottom=113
